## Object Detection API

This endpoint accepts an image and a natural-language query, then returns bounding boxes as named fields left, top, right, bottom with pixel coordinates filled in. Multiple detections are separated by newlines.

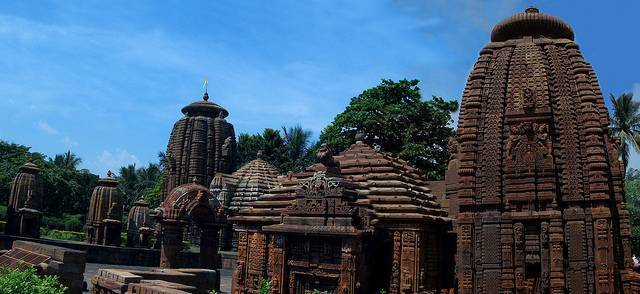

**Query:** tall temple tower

left=448, top=7, right=640, bottom=293
left=163, top=91, right=236, bottom=200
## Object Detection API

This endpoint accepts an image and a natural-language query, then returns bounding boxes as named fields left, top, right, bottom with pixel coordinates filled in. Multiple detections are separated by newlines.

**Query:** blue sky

left=0, top=1, right=639, bottom=176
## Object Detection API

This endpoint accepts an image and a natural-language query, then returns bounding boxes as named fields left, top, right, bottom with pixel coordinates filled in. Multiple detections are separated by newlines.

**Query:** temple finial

left=107, top=170, right=113, bottom=178
left=202, top=78, right=209, bottom=101
left=525, top=6, right=539, bottom=13
left=355, top=131, right=365, bottom=143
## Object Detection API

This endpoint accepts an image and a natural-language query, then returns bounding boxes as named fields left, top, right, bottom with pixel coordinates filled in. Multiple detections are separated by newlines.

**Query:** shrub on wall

left=0, top=266, right=67, bottom=294
left=40, top=228, right=84, bottom=242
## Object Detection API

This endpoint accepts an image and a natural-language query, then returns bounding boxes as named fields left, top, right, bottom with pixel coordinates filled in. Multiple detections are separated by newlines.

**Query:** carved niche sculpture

left=5, top=158, right=43, bottom=238
left=449, top=7, right=640, bottom=293
left=85, top=171, right=123, bottom=246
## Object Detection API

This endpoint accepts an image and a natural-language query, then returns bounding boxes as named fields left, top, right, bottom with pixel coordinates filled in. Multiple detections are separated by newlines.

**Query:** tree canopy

left=236, top=126, right=317, bottom=173
left=609, top=92, right=640, bottom=171
left=0, top=140, right=98, bottom=216
left=319, top=79, right=458, bottom=179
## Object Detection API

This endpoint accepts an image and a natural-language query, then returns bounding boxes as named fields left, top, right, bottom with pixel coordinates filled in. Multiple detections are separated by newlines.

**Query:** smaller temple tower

left=85, top=171, right=123, bottom=246
left=210, top=151, right=279, bottom=251
left=126, top=198, right=154, bottom=248
left=162, top=91, right=237, bottom=201
left=5, top=158, right=43, bottom=238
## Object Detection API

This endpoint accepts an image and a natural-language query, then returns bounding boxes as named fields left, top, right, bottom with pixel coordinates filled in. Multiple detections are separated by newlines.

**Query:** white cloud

left=37, top=121, right=58, bottom=135
left=62, top=136, right=79, bottom=149
left=95, top=149, right=141, bottom=176
left=633, top=83, right=640, bottom=98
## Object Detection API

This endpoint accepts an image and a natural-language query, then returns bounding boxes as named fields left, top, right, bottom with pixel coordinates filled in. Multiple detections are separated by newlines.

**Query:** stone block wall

left=12, top=240, right=86, bottom=294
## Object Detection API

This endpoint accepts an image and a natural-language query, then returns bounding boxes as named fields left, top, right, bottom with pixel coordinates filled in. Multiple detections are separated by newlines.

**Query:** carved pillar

left=389, top=230, right=401, bottom=294
left=233, top=230, right=249, bottom=293
left=338, top=238, right=359, bottom=294
left=549, top=217, right=565, bottom=293
left=247, top=231, right=268, bottom=293
left=160, top=216, right=187, bottom=269
left=500, top=219, right=514, bottom=293
left=457, top=219, right=474, bottom=294
left=387, top=230, right=423, bottom=294
left=593, top=209, right=615, bottom=293
left=267, top=234, right=285, bottom=294
left=200, top=223, right=220, bottom=269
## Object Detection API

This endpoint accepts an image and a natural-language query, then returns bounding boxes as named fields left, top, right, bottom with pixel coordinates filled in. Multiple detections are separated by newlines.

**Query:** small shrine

left=5, top=158, right=44, bottom=238
left=85, top=171, right=123, bottom=246
left=211, top=151, right=279, bottom=251
left=231, top=137, right=455, bottom=293
left=126, top=198, right=154, bottom=248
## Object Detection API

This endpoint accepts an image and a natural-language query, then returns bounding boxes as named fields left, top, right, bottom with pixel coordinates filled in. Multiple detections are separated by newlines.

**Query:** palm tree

left=50, top=150, right=82, bottom=170
left=609, top=93, right=640, bottom=172
left=282, top=125, right=312, bottom=172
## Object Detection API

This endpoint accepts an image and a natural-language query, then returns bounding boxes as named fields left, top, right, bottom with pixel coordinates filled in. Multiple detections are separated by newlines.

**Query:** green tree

left=625, top=168, right=640, bottom=255
left=49, top=150, right=82, bottom=170
left=609, top=93, right=640, bottom=172
left=117, top=162, right=164, bottom=210
left=236, top=126, right=316, bottom=173
left=319, top=79, right=458, bottom=179
left=281, top=125, right=314, bottom=172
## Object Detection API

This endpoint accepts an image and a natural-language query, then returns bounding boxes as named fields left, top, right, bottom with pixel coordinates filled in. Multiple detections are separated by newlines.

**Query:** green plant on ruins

left=257, top=277, right=270, bottom=294
left=0, top=266, right=67, bottom=294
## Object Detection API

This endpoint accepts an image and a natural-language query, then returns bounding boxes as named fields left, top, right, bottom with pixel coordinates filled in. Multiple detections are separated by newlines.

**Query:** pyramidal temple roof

left=233, top=138, right=448, bottom=225
left=228, top=155, right=280, bottom=210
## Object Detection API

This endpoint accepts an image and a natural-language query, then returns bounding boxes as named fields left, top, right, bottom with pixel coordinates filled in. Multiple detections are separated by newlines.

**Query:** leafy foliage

left=42, top=214, right=84, bottom=231
left=117, top=162, right=163, bottom=211
left=257, top=277, right=270, bottom=294
left=0, top=140, right=98, bottom=216
left=40, top=228, right=85, bottom=242
left=0, top=266, right=67, bottom=294
left=236, top=126, right=317, bottom=173
left=626, top=168, right=640, bottom=255
left=609, top=92, right=640, bottom=171
left=319, top=79, right=458, bottom=179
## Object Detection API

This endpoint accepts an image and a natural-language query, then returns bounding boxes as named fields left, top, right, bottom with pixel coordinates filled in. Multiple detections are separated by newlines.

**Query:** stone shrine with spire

left=448, top=7, right=640, bottom=293
left=210, top=150, right=280, bottom=251
left=85, top=171, right=123, bottom=246
left=5, top=158, right=44, bottom=238
left=162, top=91, right=237, bottom=201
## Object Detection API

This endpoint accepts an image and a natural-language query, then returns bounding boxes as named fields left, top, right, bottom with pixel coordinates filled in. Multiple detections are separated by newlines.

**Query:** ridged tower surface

left=162, top=92, right=236, bottom=200
left=449, top=7, right=640, bottom=293
left=228, top=157, right=279, bottom=211
left=86, top=173, right=122, bottom=226
left=126, top=198, right=153, bottom=246
left=5, top=160, right=43, bottom=235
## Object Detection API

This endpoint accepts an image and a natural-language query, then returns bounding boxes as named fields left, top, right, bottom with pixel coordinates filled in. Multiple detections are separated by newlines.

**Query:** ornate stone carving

left=448, top=6, right=640, bottom=292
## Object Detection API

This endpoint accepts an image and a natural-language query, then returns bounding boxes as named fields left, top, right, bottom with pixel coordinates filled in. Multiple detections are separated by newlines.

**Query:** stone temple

left=85, top=171, right=123, bottom=246
left=231, top=138, right=455, bottom=293
left=448, top=7, right=640, bottom=293
left=5, top=159, right=43, bottom=238
left=163, top=91, right=237, bottom=200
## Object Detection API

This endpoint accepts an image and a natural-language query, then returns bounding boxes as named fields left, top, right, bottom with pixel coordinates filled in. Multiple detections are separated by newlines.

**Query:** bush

left=0, top=205, right=6, bottom=219
left=0, top=266, right=67, bottom=294
left=42, top=214, right=84, bottom=231
left=40, top=228, right=84, bottom=242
